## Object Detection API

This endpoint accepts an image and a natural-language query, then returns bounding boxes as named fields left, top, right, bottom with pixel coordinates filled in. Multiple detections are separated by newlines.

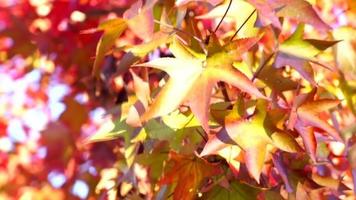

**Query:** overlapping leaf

left=257, top=63, right=299, bottom=95
left=92, top=18, right=127, bottom=78
left=297, top=99, right=341, bottom=140
left=201, top=100, right=270, bottom=182
left=134, top=35, right=266, bottom=132
left=274, top=25, right=339, bottom=85
left=202, top=181, right=260, bottom=200
left=287, top=90, right=342, bottom=161
left=92, top=0, right=159, bottom=77
left=269, top=0, right=331, bottom=31
left=159, top=152, right=221, bottom=200
left=201, top=100, right=301, bottom=182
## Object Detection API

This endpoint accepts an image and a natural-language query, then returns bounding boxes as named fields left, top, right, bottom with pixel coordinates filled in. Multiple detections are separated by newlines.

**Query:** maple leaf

left=86, top=117, right=142, bottom=167
left=247, top=0, right=330, bottom=31
left=297, top=99, right=341, bottom=140
left=210, top=98, right=245, bottom=125
left=92, top=0, right=157, bottom=78
left=206, top=121, right=270, bottom=183
left=202, top=181, right=260, bottom=200
left=293, top=98, right=341, bottom=140
left=201, top=100, right=301, bottom=182
left=92, top=18, right=127, bottom=78
left=201, top=100, right=271, bottom=182
left=136, top=142, right=169, bottom=182
left=86, top=95, right=150, bottom=167
left=247, top=0, right=281, bottom=29
left=87, top=118, right=134, bottom=143
left=134, top=35, right=267, bottom=132
left=274, top=25, right=339, bottom=85
left=123, top=0, right=156, bottom=41
left=269, top=0, right=331, bottom=31
left=116, top=31, right=172, bottom=76
left=200, top=131, right=243, bottom=176
left=257, top=60, right=299, bottom=96
left=159, top=152, right=221, bottom=200
left=287, top=90, right=342, bottom=161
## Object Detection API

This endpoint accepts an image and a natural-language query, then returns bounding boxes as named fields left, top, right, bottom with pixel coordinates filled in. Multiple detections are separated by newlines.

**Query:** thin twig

left=213, top=0, right=233, bottom=33
left=252, top=53, right=274, bottom=81
left=209, top=1, right=233, bottom=101
left=218, top=82, right=230, bottom=101
left=230, top=9, right=256, bottom=41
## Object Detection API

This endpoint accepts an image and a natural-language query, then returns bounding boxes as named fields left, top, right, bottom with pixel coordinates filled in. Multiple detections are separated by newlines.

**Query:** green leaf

left=86, top=117, right=139, bottom=167
left=136, top=151, right=168, bottom=181
left=162, top=111, right=201, bottom=129
left=275, top=25, right=338, bottom=85
left=202, top=181, right=260, bottom=200
left=125, top=143, right=139, bottom=167
left=87, top=118, right=133, bottom=143
left=141, top=119, right=175, bottom=140
left=271, top=131, right=301, bottom=153
left=279, top=25, right=319, bottom=60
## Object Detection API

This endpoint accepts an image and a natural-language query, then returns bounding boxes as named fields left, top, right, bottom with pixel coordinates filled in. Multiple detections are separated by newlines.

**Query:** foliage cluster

left=1, top=0, right=356, bottom=199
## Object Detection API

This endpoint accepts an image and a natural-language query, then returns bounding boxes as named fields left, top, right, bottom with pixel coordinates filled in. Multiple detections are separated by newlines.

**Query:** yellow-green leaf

left=93, top=18, right=127, bottom=78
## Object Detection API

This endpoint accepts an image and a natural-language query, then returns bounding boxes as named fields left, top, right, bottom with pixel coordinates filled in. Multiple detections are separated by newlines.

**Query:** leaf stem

left=252, top=53, right=274, bottom=81
left=197, top=129, right=208, bottom=142
left=230, top=9, right=256, bottom=41
left=213, top=0, right=233, bottom=34
left=183, top=115, right=195, bottom=128
left=218, top=82, right=230, bottom=101
left=167, top=192, right=174, bottom=198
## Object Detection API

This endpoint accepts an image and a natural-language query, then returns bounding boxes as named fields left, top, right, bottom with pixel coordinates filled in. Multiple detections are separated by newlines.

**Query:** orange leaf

left=297, top=99, right=341, bottom=141
left=159, top=152, right=221, bottom=200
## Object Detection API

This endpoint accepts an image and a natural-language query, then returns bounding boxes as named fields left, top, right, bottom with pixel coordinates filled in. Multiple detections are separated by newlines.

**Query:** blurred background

left=0, top=0, right=355, bottom=199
